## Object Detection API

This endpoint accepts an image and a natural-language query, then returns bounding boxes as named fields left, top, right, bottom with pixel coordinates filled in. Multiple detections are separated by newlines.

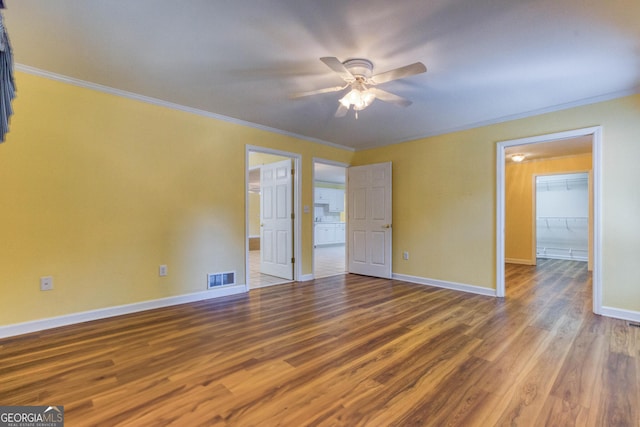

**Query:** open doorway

left=313, top=160, right=348, bottom=278
left=497, top=127, right=602, bottom=314
left=246, top=147, right=301, bottom=289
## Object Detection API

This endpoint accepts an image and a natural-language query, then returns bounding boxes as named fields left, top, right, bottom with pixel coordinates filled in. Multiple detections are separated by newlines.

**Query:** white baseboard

left=392, top=273, right=497, bottom=297
left=7, top=277, right=635, bottom=340
left=0, top=284, right=248, bottom=339
left=600, top=306, right=640, bottom=323
left=299, top=273, right=314, bottom=282
left=505, top=258, right=536, bottom=265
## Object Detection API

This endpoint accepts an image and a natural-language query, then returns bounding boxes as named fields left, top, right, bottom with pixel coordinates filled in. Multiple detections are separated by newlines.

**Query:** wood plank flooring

left=1, top=259, right=638, bottom=426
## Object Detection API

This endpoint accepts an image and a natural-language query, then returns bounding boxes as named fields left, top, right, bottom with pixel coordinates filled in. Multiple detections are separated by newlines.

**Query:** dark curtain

left=0, top=0, right=16, bottom=143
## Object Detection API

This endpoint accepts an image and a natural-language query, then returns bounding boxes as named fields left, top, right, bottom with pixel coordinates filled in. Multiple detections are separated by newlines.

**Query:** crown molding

left=15, top=63, right=355, bottom=152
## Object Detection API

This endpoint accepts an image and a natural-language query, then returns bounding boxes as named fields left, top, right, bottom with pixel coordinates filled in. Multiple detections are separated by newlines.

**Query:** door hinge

left=291, top=212, right=295, bottom=220
left=291, top=257, right=295, bottom=264
left=291, top=168, right=295, bottom=176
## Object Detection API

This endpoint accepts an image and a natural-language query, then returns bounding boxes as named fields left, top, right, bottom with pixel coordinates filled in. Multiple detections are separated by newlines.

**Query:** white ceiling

left=315, top=163, right=346, bottom=185
left=4, top=1, right=639, bottom=150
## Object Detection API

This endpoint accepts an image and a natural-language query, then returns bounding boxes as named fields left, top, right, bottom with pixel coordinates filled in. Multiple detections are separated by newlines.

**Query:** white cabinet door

left=315, top=188, right=330, bottom=204
left=336, top=223, right=346, bottom=243
left=329, top=189, right=345, bottom=212
left=315, top=225, right=325, bottom=245
left=315, top=224, right=336, bottom=245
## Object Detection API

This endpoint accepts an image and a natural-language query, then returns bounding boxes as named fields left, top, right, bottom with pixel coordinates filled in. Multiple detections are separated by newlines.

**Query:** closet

left=536, top=173, right=588, bottom=262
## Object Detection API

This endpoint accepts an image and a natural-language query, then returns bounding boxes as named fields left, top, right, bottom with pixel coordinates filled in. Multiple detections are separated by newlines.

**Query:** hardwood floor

left=1, top=259, right=638, bottom=426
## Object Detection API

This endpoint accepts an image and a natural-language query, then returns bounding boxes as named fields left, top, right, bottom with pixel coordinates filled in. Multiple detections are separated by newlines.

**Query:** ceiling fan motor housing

left=343, top=58, right=373, bottom=80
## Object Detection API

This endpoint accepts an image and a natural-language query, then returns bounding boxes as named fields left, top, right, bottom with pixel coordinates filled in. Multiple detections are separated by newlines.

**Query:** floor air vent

left=207, top=271, right=235, bottom=289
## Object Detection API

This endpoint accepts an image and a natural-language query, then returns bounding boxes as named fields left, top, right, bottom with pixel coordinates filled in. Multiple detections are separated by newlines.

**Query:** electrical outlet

left=40, top=276, right=53, bottom=291
left=159, top=265, right=168, bottom=277
left=403, top=251, right=409, bottom=260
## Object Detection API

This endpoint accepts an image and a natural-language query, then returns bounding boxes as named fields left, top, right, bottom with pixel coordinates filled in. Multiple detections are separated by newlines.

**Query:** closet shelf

left=537, top=216, right=588, bottom=230
left=536, top=177, right=588, bottom=191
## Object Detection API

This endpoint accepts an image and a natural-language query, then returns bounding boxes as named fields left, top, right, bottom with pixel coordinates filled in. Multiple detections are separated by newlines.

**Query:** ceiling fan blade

left=371, top=62, right=427, bottom=85
left=334, top=103, right=349, bottom=117
left=320, top=57, right=354, bottom=82
left=369, top=88, right=412, bottom=107
left=291, top=85, right=347, bottom=99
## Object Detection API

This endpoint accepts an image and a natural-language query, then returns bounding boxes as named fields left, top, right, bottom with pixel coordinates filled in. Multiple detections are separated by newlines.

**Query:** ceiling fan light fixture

left=339, top=88, right=376, bottom=111
left=296, top=56, right=427, bottom=119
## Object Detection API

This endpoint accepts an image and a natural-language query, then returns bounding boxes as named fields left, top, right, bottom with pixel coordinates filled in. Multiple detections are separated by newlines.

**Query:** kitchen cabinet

left=314, top=188, right=345, bottom=212
left=335, top=223, right=345, bottom=243
left=315, top=224, right=335, bottom=245
left=315, top=223, right=346, bottom=245
left=329, top=190, right=344, bottom=212
left=314, top=188, right=332, bottom=204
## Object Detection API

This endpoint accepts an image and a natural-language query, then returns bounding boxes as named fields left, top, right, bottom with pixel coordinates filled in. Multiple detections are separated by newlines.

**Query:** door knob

left=382, top=224, right=391, bottom=229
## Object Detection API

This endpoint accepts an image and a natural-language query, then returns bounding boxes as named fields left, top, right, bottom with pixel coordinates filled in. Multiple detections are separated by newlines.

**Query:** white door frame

left=312, top=158, right=349, bottom=278
left=496, top=126, right=602, bottom=314
left=246, top=145, right=302, bottom=288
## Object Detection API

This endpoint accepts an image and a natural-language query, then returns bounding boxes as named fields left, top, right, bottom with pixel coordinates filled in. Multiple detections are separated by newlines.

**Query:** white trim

left=591, top=128, right=603, bottom=315
left=496, top=126, right=603, bottom=314
left=393, top=273, right=497, bottom=297
left=245, top=146, right=302, bottom=289
left=0, top=284, right=247, bottom=339
left=299, top=273, right=314, bottom=282
left=365, top=88, right=638, bottom=150
left=15, top=63, right=354, bottom=153
left=17, top=63, right=637, bottom=153
left=496, top=143, right=506, bottom=297
left=600, top=307, right=640, bottom=323
left=312, top=158, right=350, bottom=169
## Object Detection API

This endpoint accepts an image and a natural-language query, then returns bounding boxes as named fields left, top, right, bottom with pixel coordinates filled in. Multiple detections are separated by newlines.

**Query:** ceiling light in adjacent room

left=511, top=153, right=526, bottom=162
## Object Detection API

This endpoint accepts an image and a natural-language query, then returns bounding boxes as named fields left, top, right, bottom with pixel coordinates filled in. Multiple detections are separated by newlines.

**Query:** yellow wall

left=353, top=94, right=640, bottom=312
left=248, top=152, right=289, bottom=168
left=352, top=131, right=496, bottom=289
left=2, top=71, right=639, bottom=327
left=0, top=72, right=352, bottom=326
left=505, top=154, right=592, bottom=264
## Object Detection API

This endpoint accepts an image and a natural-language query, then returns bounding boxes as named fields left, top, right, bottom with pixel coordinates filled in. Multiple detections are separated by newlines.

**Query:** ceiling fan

left=293, top=57, right=427, bottom=118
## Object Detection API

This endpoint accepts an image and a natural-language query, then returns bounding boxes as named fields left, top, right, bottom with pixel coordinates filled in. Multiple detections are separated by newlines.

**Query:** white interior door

left=260, top=159, right=293, bottom=279
left=347, top=162, right=392, bottom=278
